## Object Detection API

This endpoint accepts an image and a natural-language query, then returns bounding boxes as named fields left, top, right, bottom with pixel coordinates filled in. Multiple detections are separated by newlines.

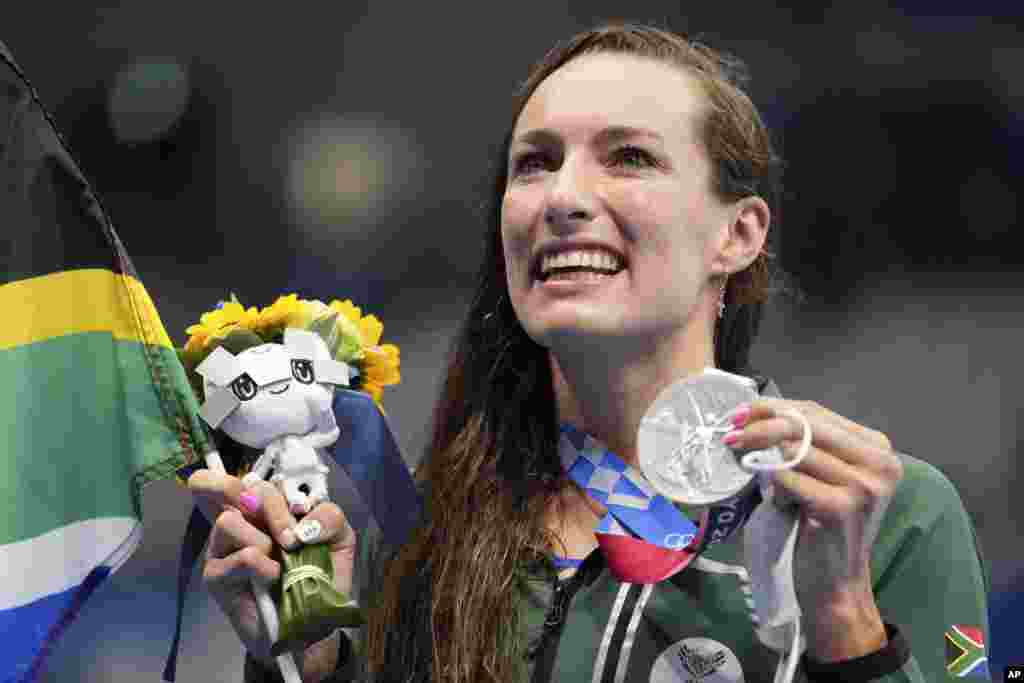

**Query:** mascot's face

left=212, top=343, right=332, bottom=448
left=196, top=329, right=351, bottom=448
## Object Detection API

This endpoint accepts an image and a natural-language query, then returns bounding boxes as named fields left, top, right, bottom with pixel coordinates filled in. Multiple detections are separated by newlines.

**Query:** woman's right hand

left=187, top=469, right=357, bottom=667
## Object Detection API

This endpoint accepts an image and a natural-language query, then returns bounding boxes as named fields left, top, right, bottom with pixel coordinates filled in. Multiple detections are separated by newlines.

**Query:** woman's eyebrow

left=512, top=125, right=662, bottom=148
left=511, top=128, right=559, bottom=149
left=593, top=125, right=663, bottom=145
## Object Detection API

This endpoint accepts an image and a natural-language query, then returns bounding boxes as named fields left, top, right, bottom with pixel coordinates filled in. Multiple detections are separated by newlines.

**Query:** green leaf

left=333, top=312, right=364, bottom=362
left=309, top=311, right=340, bottom=356
left=219, top=328, right=265, bottom=355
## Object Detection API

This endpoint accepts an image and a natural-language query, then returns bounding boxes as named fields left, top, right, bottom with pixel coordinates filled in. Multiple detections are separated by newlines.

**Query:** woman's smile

left=531, top=241, right=628, bottom=294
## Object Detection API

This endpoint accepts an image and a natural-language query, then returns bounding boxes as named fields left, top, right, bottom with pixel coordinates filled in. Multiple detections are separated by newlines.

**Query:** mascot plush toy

left=197, top=329, right=344, bottom=517
left=173, top=294, right=401, bottom=679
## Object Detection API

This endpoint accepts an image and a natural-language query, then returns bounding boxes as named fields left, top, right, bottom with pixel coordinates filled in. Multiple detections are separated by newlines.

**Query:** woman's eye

left=292, top=359, right=315, bottom=384
left=610, top=145, right=657, bottom=169
left=231, top=374, right=258, bottom=401
left=511, top=151, right=551, bottom=177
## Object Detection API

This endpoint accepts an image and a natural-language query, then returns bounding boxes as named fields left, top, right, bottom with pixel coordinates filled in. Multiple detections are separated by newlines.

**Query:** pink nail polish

left=240, top=492, right=261, bottom=515
left=723, top=430, right=742, bottom=446
left=731, top=405, right=751, bottom=428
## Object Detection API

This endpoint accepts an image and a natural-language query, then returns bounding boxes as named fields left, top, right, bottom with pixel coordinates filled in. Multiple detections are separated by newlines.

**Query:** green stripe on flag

left=0, top=332, right=199, bottom=545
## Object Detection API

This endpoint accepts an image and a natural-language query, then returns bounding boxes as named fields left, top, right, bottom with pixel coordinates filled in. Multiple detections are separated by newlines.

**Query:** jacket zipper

left=529, top=569, right=590, bottom=683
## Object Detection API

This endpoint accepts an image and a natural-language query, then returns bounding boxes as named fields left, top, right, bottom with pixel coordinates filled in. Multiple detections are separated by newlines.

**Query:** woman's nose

left=544, top=155, right=596, bottom=228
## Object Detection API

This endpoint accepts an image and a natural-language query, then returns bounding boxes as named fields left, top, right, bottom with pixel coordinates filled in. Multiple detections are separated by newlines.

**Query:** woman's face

left=501, top=53, right=735, bottom=352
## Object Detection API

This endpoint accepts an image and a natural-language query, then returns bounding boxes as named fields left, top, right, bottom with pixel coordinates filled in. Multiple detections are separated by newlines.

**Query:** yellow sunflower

left=256, top=294, right=323, bottom=338
left=361, top=343, right=401, bottom=407
left=184, top=300, right=259, bottom=353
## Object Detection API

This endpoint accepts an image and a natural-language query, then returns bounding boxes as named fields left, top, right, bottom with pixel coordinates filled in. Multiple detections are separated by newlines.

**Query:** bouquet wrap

left=271, top=542, right=364, bottom=656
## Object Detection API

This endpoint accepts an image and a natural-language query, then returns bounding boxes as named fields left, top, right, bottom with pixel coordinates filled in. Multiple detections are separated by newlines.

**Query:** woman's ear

left=713, top=195, right=770, bottom=275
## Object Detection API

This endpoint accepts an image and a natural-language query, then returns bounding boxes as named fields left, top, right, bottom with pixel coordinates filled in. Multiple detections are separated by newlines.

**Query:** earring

left=717, top=277, right=728, bottom=320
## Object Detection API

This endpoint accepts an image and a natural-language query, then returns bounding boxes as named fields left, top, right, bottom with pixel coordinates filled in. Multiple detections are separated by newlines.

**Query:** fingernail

left=723, top=430, right=742, bottom=446
left=240, top=492, right=261, bottom=515
left=294, top=519, right=322, bottom=545
left=730, top=405, right=751, bottom=428
left=281, top=528, right=298, bottom=550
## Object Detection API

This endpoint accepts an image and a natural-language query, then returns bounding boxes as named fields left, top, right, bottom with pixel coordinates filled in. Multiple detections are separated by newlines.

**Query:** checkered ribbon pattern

left=556, top=423, right=757, bottom=583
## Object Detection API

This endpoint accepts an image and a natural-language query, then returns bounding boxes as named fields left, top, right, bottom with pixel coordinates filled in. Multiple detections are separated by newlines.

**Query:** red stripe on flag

left=953, top=625, right=984, bottom=648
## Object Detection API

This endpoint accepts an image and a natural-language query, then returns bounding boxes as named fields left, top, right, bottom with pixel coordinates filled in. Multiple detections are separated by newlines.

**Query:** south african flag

left=945, top=624, right=990, bottom=679
left=0, top=42, right=209, bottom=682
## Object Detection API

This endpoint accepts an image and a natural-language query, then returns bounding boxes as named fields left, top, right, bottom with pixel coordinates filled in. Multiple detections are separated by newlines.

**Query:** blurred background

left=4, top=0, right=1022, bottom=678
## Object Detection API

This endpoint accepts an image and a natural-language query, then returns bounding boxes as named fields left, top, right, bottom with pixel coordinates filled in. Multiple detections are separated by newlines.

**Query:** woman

left=190, top=23, right=991, bottom=683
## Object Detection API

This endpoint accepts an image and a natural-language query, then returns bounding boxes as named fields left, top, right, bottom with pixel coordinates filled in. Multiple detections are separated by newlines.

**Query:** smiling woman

left=367, top=25, right=792, bottom=681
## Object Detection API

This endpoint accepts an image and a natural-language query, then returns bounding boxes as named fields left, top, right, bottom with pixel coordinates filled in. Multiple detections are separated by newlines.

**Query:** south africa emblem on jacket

left=650, top=637, right=744, bottom=683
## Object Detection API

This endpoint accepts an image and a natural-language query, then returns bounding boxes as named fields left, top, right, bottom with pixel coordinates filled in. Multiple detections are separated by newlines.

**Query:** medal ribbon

left=557, top=422, right=761, bottom=583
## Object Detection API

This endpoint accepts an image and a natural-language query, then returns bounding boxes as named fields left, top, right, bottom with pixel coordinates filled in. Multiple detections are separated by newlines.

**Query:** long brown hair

left=366, top=22, right=791, bottom=682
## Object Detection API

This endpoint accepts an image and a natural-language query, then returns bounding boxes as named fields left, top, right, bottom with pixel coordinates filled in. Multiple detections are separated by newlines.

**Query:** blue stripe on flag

left=0, top=566, right=111, bottom=683
left=962, top=658, right=990, bottom=679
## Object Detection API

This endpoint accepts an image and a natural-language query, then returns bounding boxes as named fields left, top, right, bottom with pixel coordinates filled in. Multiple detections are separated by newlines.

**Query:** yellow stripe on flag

left=0, top=269, right=173, bottom=350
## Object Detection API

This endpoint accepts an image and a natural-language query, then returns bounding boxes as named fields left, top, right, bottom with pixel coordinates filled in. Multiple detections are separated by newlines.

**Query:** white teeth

left=540, top=248, right=623, bottom=276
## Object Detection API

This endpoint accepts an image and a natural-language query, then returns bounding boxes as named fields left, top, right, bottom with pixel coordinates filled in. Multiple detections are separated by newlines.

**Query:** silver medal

left=638, top=368, right=780, bottom=505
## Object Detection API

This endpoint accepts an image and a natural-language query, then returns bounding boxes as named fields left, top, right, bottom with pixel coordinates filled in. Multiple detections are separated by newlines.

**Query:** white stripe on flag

left=0, top=516, right=139, bottom=610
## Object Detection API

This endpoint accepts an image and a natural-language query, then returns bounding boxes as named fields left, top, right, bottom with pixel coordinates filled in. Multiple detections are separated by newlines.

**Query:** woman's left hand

left=724, top=398, right=904, bottom=663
